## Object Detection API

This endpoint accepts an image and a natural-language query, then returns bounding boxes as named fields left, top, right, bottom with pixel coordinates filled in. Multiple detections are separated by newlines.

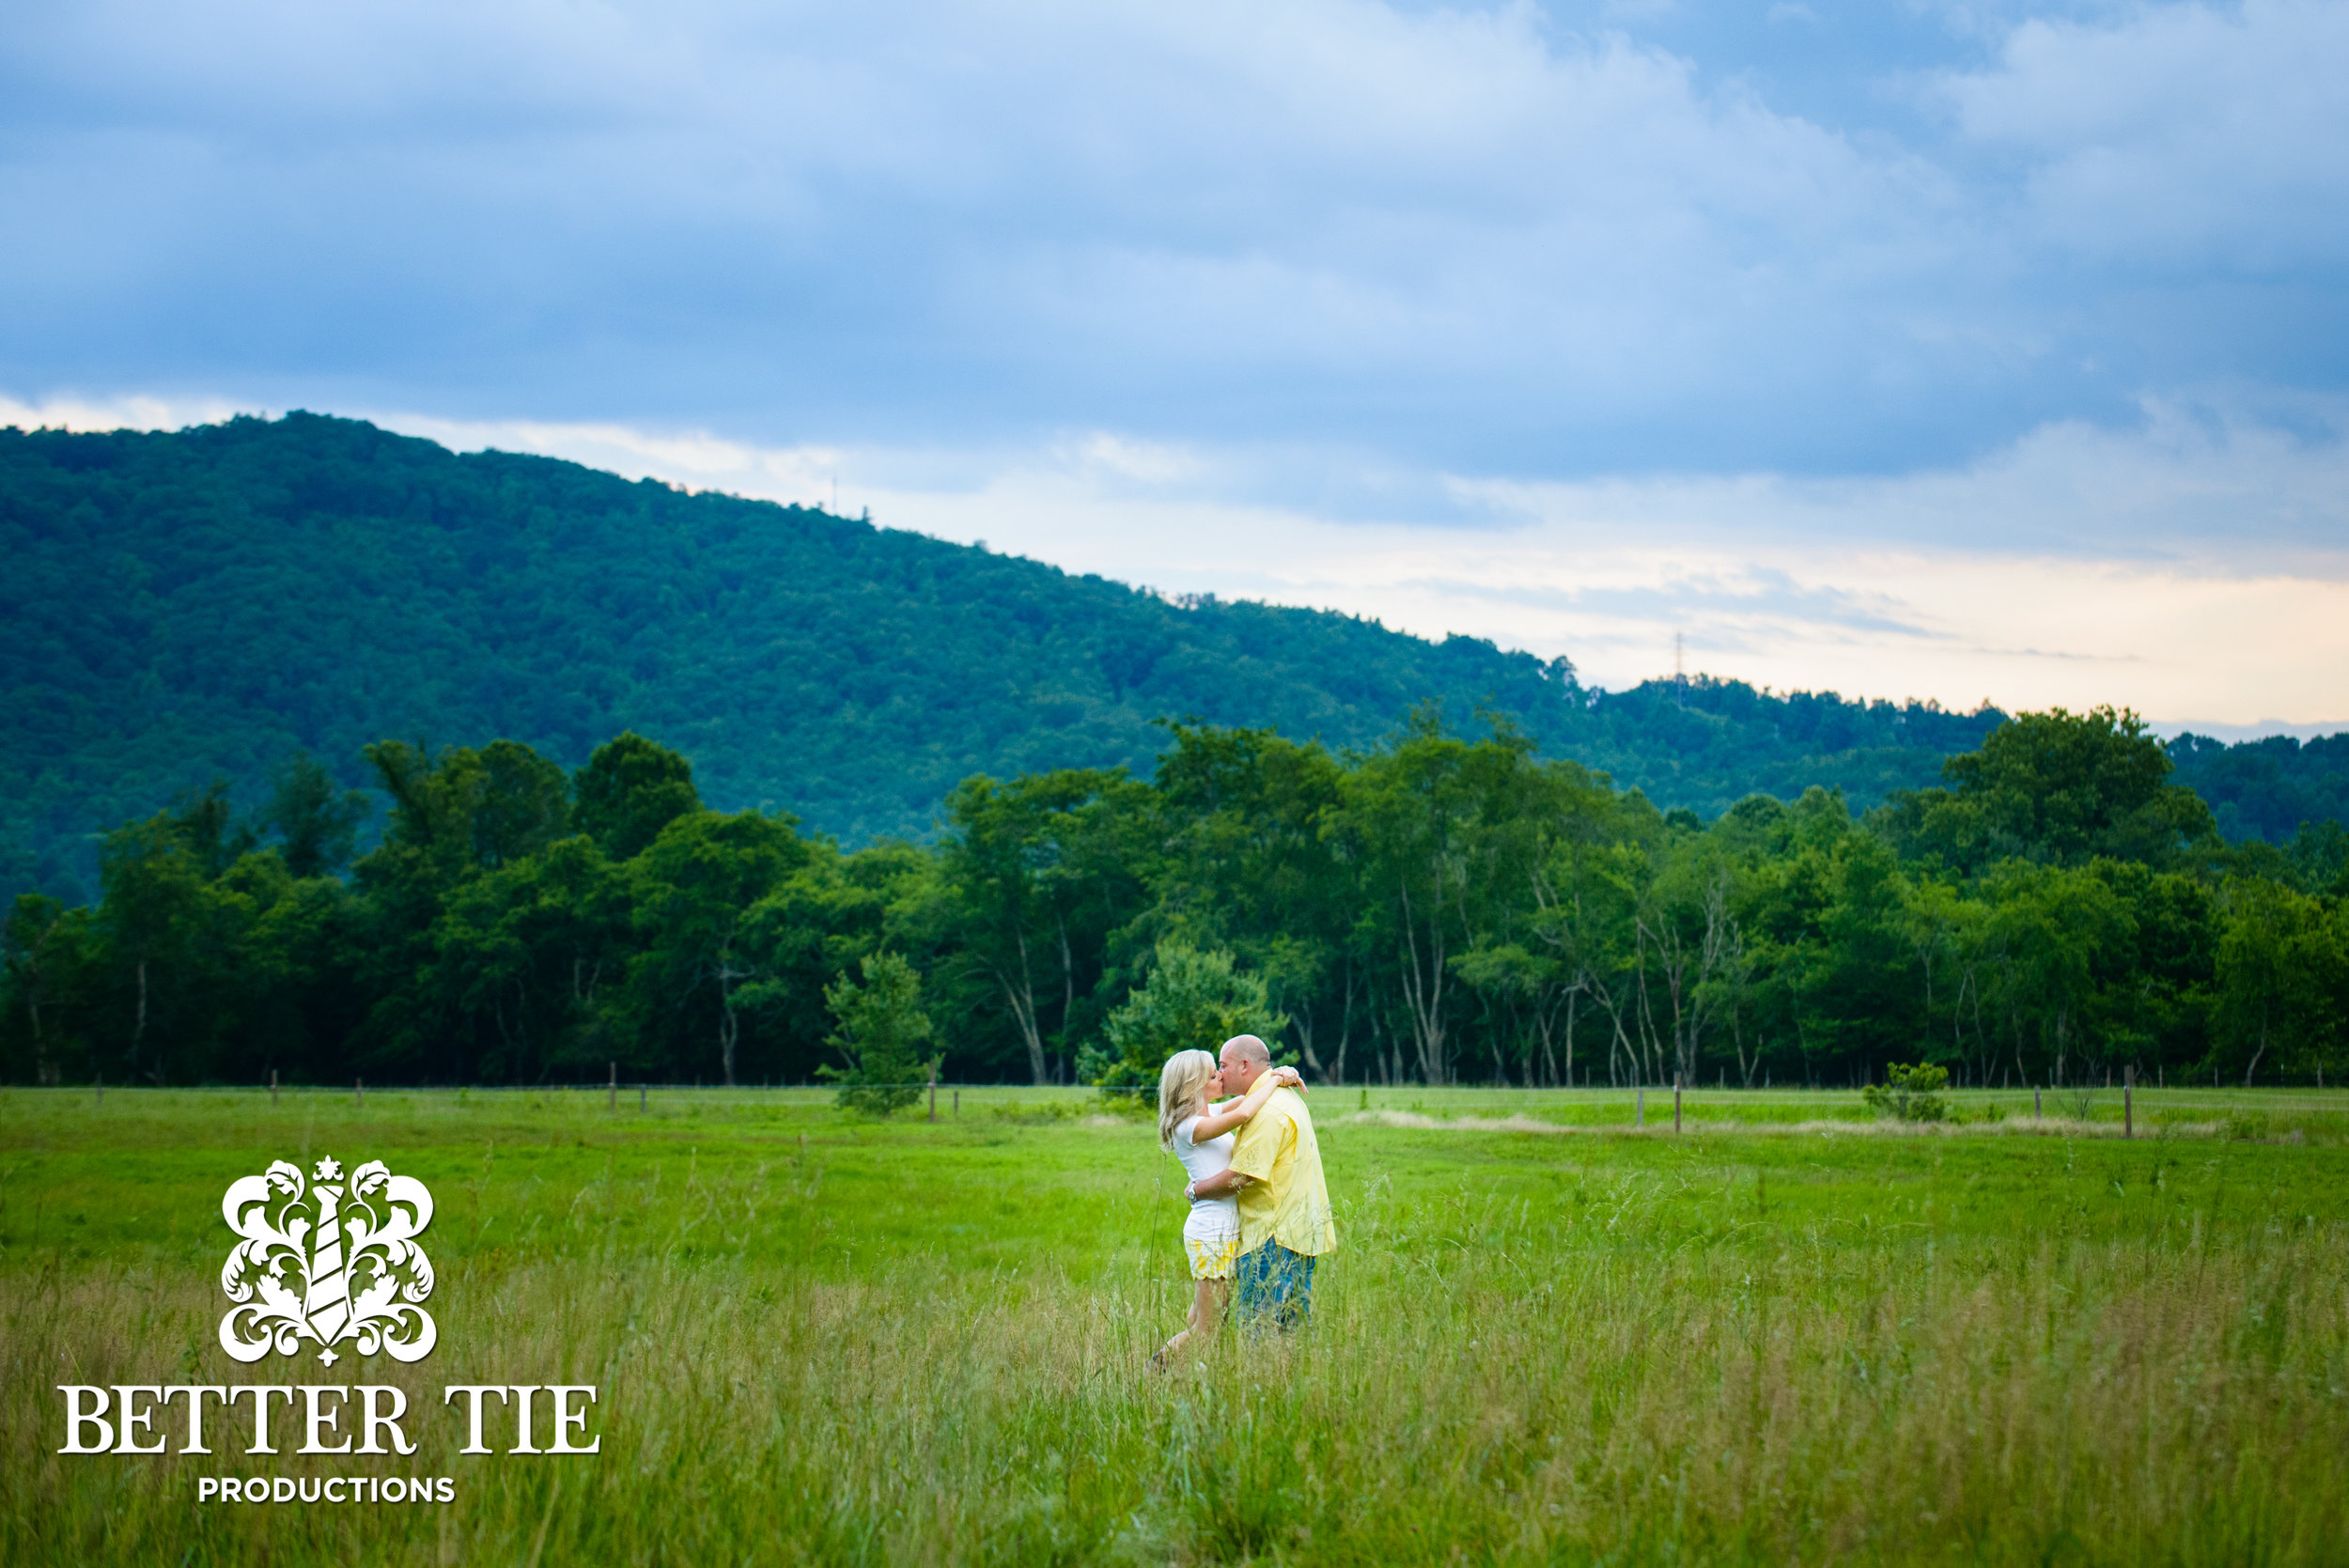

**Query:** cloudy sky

left=6, top=0, right=2346, bottom=729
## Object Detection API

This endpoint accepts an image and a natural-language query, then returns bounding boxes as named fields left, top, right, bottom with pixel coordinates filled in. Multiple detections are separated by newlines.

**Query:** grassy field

left=5, top=1084, right=2347, bottom=1566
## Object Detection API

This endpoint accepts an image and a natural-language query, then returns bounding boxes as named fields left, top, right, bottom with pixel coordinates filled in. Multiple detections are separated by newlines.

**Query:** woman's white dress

left=1173, top=1112, right=1242, bottom=1281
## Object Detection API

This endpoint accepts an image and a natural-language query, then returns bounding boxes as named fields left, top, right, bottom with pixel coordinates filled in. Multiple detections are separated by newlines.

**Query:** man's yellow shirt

left=1227, top=1084, right=1337, bottom=1256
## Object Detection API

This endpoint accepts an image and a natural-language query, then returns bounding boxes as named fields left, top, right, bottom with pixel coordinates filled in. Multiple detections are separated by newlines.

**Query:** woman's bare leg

left=1192, top=1278, right=1228, bottom=1341
left=1152, top=1279, right=1229, bottom=1369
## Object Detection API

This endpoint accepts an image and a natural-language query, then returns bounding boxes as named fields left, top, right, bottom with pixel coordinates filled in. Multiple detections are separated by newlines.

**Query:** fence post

left=2124, top=1064, right=2135, bottom=1139
left=1636, top=1086, right=1644, bottom=1129
left=356, top=1077, right=364, bottom=1110
left=1673, top=1073, right=1684, bottom=1134
left=270, top=1068, right=278, bottom=1109
left=954, top=1088, right=960, bottom=1117
left=2033, top=1085, right=2042, bottom=1121
left=928, top=1066, right=938, bottom=1124
left=608, top=1062, right=617, bottom=1113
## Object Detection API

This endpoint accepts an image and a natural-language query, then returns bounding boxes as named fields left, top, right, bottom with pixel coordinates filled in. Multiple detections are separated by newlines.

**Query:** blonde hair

left=1158, top=1049, right=1218, bottom=1150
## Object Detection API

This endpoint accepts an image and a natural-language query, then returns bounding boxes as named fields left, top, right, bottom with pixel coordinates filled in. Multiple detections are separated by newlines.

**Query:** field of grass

left=5, top=1083, right=2348, bottom=1566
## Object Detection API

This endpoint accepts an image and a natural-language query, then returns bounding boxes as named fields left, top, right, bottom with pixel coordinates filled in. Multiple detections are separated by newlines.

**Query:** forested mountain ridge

left=1, top=413, right=2337, bottom=905
left=2165, top=732, right=2349, bottom=843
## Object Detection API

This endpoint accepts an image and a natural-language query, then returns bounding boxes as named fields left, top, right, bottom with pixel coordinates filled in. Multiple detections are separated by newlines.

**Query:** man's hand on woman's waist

left=1186, top=1169, right=1252, bottom=1201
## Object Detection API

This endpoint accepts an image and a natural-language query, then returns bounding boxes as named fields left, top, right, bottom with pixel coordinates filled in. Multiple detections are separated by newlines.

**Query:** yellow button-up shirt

left=1228, top=1084, right=1337, bottom=1256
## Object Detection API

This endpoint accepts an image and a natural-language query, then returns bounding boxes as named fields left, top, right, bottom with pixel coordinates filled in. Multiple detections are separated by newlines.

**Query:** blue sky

left=6, top=0, right=2347, bottom=725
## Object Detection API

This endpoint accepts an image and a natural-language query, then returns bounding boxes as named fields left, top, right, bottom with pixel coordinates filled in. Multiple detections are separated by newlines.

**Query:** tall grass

left=4, top=1090, right=2346, bottom=1564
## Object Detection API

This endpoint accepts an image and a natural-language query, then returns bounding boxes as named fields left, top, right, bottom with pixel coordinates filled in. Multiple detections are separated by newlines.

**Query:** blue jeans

left=1234, top=1242, right=1317, bottom=1330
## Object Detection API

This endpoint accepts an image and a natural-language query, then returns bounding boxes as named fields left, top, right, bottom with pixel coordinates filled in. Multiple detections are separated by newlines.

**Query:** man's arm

left=1186, top=1167, right=1252, bottom=1199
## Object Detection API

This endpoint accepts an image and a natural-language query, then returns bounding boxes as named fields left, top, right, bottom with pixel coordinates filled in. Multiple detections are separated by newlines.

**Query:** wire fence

left=28, top=1078, right=2349, bottom=1113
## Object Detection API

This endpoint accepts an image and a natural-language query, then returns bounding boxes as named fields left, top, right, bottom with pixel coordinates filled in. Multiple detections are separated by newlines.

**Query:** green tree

left=1523, top=797, right=1651, bottom=1088
left=1796, top=836, right=1924, bottom=1080
left=2, top=893, right=97, bottom=1083
left=626, top=810, right=807, bottom=1085
left=349, top=738, right=578, bottom=1079
left=1863, top=1062, right=1951, bottom=1122
left=239, top=859, right=364, bottom=1083
left=936, top=769, right=1152, bottom=1084
left=363, top=738, right=571, bottom=875
left=1332, top=709, right=1566, bottom=1084
left=1079, top=942, right=1288, bottom=1108
left=1898, top=873, right=1983, bottom=1079
left=1978, top=862, right=2133, bottom=1086
left=1335, top=712, right=1486, bottom=1086
left=733, top=840, right=937, bottom=1085
left=574, top=733, right=702, bottom=862
left=2086, top=860, right=2217, bottom=1079
left=430, top=835, right=633, bottom=1084
left=168, top=781, right=258, bottom=880
left=2286, top=819, right=2349, bottom=893
left=262, top=753, right=372, bottom=879
left=1883, top=707, right=2217, bottom=873
left=1143, top=723, right=1356, bottom=1079
left=817, top=952, right=936, bottom=1115
left=2215, top=877, right=2345, bottom=1086
left=96, top=814, right=220, bottom=1085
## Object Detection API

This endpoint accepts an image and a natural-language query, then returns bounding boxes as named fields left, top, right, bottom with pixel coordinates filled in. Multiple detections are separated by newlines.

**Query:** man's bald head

left=1219, top=1034, right=1271, bottom=1092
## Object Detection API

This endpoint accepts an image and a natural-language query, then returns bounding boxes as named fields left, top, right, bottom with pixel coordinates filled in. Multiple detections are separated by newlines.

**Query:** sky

left=5, top=0, right=2346, bottom=730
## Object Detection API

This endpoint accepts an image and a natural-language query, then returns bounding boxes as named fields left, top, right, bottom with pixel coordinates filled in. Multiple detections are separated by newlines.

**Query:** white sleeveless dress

left=1173, top=1113, right=1242, bottom=1281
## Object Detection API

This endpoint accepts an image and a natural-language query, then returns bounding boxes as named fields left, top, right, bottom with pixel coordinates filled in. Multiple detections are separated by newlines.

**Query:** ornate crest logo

left=218, top=1157, right=438, bottom=1366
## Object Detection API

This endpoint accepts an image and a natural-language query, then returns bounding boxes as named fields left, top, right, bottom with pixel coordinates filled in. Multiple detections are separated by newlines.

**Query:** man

left=1195, top=1032, right=1335, bottom=1329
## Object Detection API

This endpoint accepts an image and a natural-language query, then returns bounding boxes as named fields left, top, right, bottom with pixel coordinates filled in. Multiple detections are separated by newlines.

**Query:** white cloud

left=870, top=457, right=2349, bottom=723
left=0, top=391, right=245, bottom=432
left=1939, top=0, right=2349, bottom=266
left=5, top=1, right=2344, bottom=471
left=1469, top=393, right=2349, bottom=562
left=0, top=0, right=1984, bottom=467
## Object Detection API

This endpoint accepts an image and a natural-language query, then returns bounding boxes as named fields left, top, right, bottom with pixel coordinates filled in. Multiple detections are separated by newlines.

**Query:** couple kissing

left=1151, top=1033, right=1336, bottom=1367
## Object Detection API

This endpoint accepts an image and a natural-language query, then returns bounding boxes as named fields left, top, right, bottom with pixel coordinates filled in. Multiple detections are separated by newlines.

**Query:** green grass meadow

left=5, top=1084, right=2348, bottom=1566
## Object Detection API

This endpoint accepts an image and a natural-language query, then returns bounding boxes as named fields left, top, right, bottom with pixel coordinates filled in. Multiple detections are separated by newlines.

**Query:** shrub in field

left=1076, top=942, right=1287, bottom=1111
left=1864, top=1061, right=1951, bottom=1122
left=817, top=952, right=936, bottom=1115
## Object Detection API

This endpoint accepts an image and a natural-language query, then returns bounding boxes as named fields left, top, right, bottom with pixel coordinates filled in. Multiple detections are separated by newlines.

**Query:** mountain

left=2163, top=732, right=2349, bottom=844
left=0, top=412, right=2336, bottom=903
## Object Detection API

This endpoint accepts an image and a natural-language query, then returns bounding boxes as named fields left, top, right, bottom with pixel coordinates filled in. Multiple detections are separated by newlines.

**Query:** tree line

left=6, top=707, right=2346, bottom=1093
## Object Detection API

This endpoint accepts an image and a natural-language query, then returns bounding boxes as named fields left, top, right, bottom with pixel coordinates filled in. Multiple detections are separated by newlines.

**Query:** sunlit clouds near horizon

left=5, top=0, right=2346, bottom=728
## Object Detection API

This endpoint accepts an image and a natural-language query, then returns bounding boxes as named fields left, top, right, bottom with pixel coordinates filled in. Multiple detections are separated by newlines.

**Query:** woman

left=1152, top=1048, right=1303, bottom=1366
